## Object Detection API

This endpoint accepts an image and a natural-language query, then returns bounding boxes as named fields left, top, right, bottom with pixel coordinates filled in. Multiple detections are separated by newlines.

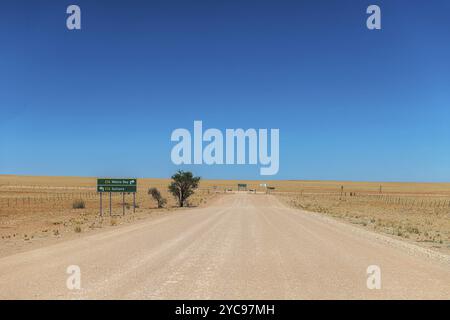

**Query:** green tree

left=168, top=170, right=201, bottom=207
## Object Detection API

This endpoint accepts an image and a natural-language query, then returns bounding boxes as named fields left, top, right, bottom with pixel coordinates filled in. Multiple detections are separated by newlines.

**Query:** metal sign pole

left=97, top=179, right=137, bottom=215
left=122, top=192, right=125, bottom=216
left=100, top=192, right=102, bottom=217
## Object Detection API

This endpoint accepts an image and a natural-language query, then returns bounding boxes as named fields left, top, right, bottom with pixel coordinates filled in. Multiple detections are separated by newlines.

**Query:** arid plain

left=1, top=175, right=450, bottom=258
left=1, top=175, right=450, bottom=299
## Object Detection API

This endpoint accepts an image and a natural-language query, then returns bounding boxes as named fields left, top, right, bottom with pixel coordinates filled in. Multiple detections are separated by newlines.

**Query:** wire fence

left=1, top=185, right=449, bottom=214
left=0, top=188, right=215, bottom=213
left=275, top=191, right=450, bottom=210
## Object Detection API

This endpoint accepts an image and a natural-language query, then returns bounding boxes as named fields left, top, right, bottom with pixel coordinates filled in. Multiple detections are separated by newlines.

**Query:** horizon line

left=1, top=173, right=449, bottom=185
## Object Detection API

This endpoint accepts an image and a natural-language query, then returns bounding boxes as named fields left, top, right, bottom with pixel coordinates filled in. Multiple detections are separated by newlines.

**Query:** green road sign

left=97, top=178, right=137, bottom=193
left=97, top=178, right=136, bottom=186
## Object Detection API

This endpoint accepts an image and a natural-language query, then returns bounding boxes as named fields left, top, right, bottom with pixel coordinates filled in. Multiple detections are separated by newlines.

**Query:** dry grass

left=276, top=191, right=450, bottom=255
left=0, top=175, right=217, bottom=256
left=1, top=175, right=450, bottom=255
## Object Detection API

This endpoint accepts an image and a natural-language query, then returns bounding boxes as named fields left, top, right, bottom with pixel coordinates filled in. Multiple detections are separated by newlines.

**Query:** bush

left=168, top=170, right=200, bottom=207
left=74, top=226, right=82, bottom=233
left=148, top=187, right=167, bottom=208
left=72, top=199, right=85, bottom=209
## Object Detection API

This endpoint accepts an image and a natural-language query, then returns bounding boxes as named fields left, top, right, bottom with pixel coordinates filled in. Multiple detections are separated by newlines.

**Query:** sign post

left=97, top=178, right=137, bottom=216
left=100, top=192, right=103, bottom=217
left=122, top=192, right=125, bottom=216
left=266, top=186, right=275, bottom=194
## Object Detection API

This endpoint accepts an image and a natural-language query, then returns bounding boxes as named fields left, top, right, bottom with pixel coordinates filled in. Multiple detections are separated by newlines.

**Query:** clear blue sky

left=1, top=0, right=450, bottom=181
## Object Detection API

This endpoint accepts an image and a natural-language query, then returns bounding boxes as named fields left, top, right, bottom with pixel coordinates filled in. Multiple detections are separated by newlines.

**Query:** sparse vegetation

left=148, top=187, right=167, bottom=208
left=168, top=171, right=201, bottom=207
left=0, top=175, right=216, bottom=258
left=277, top=192, right=450, bottom=253
left=74, top=226, right=82, bottom=233
left=1, top=175, right=449, bottom=257
left=72, top=199, right=85, bottom=209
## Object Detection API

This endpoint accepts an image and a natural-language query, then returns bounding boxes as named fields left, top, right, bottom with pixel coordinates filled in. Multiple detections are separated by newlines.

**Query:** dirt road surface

left=1, top=194, right=449, bottom=299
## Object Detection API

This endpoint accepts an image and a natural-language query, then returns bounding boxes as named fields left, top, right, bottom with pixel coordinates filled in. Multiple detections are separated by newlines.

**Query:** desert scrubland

left=1, top=192, right=450, bottom=299
left=273, top=181, right=450, bottom=255
left=0, top=175, right=216, bottom=257
left=1, top=175, right=450, bottom=257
